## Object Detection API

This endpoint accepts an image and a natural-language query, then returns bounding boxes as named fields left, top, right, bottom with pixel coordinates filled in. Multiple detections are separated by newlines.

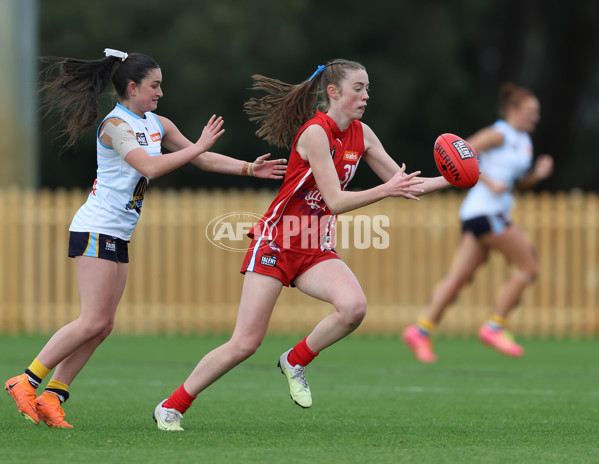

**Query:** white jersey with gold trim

left=459, top=119, right=533, bottom=220
left=69, top=103, right=164, bottom=240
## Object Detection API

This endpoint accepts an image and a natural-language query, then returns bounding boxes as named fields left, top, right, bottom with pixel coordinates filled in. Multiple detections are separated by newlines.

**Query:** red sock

left=162, top=383, right=197, bottom=413
left=287, top=337, right=319, bottom=367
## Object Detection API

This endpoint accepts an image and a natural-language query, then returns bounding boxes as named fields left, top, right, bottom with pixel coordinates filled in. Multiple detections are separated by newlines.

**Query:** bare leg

left=422, top=233, right=489, bottom=325
left=50, top=261, right=128, bottom=385
left=482, top=225, right=538, bottom=318
left=36, top=257, right=126, bottom=373
left=183, top=272, right=283, bottom=396
left=292, top=259, right=367, bottom=353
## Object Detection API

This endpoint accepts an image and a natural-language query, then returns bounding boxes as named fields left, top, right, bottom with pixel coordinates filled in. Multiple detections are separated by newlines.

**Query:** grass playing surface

left=1, top=334, right=598, bottom=463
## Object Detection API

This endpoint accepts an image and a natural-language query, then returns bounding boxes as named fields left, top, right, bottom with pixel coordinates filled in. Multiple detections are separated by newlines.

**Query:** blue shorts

left=68, top=232, right=129, bottom=263
left=461, top=214, right=511, bottom=238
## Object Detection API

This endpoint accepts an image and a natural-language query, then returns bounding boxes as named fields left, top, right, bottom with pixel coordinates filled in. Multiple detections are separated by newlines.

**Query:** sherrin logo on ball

left=433, top=133, right=479, bottom=189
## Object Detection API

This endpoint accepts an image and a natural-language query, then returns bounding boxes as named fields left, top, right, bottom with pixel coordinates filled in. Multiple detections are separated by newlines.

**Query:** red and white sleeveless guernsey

left=249, top=110, right=364, bottom=254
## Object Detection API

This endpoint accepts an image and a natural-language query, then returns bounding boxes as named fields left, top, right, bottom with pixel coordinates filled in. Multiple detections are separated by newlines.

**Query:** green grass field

left=1, top=334, right=598, bottom=463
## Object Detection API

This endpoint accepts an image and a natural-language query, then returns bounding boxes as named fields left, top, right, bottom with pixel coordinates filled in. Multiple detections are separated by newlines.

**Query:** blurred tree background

left=38, top=0, right=598, bottom=192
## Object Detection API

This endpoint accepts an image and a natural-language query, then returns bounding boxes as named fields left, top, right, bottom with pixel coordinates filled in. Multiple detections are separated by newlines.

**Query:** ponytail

left=39, top=55, right=120, bottom=149
left=39, top=50, right=159, bottom=149
left=244, top=75, right=320, bottom=148
left=244, top=59, right=365, bottom=148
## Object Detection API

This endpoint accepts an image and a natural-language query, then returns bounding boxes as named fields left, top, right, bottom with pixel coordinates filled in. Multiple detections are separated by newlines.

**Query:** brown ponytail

left=39, top=52, right=159, bottom=149
left=244, top=59, right=365, bottom=148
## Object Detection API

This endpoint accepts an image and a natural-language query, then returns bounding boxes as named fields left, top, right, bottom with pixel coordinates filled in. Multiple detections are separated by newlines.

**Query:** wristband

left=242, top=161, right=252, bottom=176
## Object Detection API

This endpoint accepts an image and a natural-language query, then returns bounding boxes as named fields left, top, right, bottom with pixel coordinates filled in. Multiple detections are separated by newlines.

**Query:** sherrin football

left=433, top=133, right=479, bottom=189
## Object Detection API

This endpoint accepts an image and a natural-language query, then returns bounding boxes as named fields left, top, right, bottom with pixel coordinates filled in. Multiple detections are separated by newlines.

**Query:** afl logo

left=205, top=212, right=265, bottom=252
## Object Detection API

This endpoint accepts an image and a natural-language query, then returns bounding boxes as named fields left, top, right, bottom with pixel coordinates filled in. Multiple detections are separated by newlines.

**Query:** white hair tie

left=104, top=48, right=128, bottom=62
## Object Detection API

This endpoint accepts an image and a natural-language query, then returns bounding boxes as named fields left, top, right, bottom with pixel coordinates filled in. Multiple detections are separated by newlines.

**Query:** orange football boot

left=5, top=373, right=39, bottom=424
left=36, top=391, right=73, bottom=428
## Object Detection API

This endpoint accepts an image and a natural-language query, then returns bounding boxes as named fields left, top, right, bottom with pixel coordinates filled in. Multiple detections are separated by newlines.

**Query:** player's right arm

left=361, top=122, right=450, bottom=194
left=299, top=125, right=423, bottom=215
left=466, top=127, right=503, bottom=153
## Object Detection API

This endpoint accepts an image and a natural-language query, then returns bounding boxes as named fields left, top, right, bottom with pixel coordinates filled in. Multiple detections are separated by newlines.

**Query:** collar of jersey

left=116, top=102, right=146, bottom=120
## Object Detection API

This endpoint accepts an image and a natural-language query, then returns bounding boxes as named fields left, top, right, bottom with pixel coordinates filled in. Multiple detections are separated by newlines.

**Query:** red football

left=433, top=133, right=479, bottom=189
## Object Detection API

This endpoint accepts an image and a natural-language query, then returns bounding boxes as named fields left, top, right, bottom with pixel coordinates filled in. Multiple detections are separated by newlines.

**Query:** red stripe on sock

left=162, top=383, right=197, bottom=413
left=287, top=337, right=319, bottom=367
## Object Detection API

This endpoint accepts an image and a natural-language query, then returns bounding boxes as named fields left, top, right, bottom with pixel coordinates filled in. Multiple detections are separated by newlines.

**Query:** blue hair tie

left=308, top=64, right=326, bottom=82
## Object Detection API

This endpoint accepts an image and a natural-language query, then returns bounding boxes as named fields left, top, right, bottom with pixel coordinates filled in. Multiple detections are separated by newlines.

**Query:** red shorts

left=240, top=237, right=340, bottom=287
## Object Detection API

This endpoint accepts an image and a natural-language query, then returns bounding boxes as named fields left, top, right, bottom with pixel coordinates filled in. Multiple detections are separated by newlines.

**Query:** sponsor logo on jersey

left=343, top=151, right=359, bottom=162
left=125, top=177, right=148, bottom=214
left=260, top=254, right=277, bottom=267
left=136, top=133, right=148, bottom=146
left=150, top=132, right=162, bottom=142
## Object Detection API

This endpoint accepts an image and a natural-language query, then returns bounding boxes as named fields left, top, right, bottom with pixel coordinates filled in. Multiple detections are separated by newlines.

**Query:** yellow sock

left=417, top=317, right=436, bottom=333
left=46, top=379, right=69, bottom=392
left=28, top=358, right=50, bottom=380
left=490, top=314, right=506, bottom=327
left=45, top=379, right=70, bottom=403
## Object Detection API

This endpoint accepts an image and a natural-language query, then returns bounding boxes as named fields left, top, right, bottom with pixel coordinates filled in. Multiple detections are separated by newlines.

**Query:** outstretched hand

left=533, top=154, right=554, bottom=180
left=196, top=115, right=225, bottom=153
left=385, top=164, right=425, bottom=200
left=250, top=153, right=288, bottom=179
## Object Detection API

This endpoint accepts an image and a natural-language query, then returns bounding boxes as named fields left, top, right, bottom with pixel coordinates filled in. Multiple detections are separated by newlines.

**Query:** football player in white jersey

left=404, top=83, right=553, bottom=363
left=5, top=49, right=286, bottom=427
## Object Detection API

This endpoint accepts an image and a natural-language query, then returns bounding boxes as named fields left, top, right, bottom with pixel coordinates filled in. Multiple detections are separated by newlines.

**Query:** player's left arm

left=361, top=122, right=450, bottom=195
left=157, top=115, right=286, bottom=179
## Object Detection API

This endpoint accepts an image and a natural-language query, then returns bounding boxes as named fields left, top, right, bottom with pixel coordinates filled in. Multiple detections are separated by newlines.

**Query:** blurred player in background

left=153, top=59, right=452, bottom=431
left=5, top=48, right=286, bottom=428
left=403, top=83, right=554, bottom=363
